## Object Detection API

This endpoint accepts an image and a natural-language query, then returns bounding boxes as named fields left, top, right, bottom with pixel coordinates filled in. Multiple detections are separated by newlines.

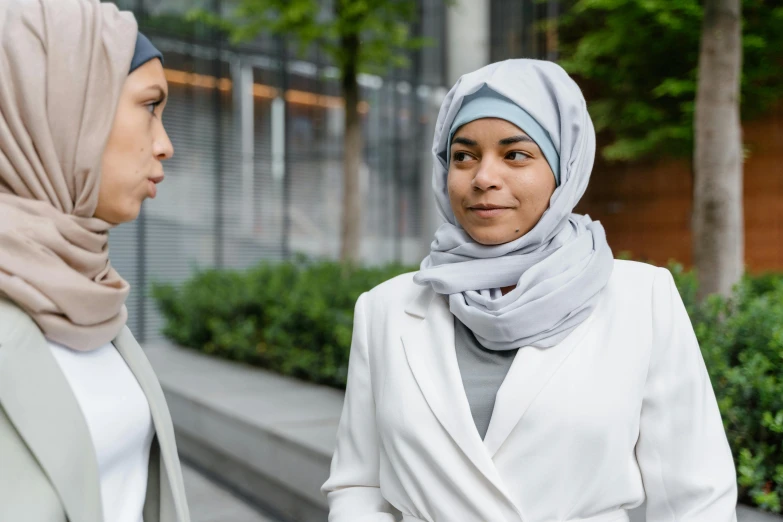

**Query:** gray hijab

left=414, top=59, right=614, bottom=351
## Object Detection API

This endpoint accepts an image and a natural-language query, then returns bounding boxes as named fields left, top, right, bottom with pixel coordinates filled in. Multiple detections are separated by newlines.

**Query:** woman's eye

left=453, top=151, right=470, bottom=162
left=506, top=151, right=529, bottom=161
left=146, top=101, right=162, bottom=115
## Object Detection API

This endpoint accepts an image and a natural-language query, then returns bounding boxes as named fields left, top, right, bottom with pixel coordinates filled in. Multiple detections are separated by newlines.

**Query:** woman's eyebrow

left=144, top=85, right=167, bottom=102
left=499, top=135, right=534, bottom=146
left=452, top=136, right=478, bottom=146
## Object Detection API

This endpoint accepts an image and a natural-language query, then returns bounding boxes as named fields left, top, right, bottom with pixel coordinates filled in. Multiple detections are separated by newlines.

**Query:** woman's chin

left=120, top=203, right=143, bottom=224
left=94, top=200, right=142, bottom=225
left=466, top=227, right=520, bottom=246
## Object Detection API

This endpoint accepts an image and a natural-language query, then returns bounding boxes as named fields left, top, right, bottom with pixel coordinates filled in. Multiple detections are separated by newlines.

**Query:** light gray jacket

left=0, top=297, right=191, bottom=522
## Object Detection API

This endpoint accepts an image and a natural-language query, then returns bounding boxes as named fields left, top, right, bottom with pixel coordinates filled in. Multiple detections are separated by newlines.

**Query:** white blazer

left=322, top=260, right=737, bottom=522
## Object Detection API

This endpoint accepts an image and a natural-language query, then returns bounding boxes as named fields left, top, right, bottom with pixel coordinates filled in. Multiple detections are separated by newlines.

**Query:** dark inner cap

left=129, top=32, right=163, bottom=74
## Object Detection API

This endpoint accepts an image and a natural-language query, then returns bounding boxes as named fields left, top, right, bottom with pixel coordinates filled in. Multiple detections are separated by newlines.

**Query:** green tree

left=559, top=0, right=783, bottom=298
left=693, top=0, right=743, bottom=300
left=559, top=0, right=783, bottom=162
left=191, top=0, right=430, bottom=264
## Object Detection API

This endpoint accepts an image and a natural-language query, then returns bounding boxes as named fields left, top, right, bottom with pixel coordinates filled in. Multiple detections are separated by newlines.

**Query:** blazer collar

left=400, top=286, right=523, bottom=522
left=113, top=326, right=191, bottom=522
left=482, top=311, right=596, bottom=457
left=0, top=299, right=189, bottom=522
left=0, top=299, right=103, bottom=522
left=403, top=283, right=435, bottom=318
left=400, top=285, right=599, bottom=518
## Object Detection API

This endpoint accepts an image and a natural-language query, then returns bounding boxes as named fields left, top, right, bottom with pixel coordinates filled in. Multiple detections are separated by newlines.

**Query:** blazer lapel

left=401, top=288, right=514, bottom=503
left=483, top=310, right=599, bottom=457
left=113, top=327, right=190, bottom=522
left=0, top=302, right=103, bottom=522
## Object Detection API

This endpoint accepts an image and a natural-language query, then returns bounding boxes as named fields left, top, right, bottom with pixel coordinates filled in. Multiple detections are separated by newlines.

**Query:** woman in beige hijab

left=0, top=0, right=190, bottom=521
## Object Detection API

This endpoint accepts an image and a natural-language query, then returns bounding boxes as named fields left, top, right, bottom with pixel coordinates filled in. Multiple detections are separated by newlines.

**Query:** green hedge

left=152, top=258, right=415, bottom=388
left=153, top=259, right=783, bottom=512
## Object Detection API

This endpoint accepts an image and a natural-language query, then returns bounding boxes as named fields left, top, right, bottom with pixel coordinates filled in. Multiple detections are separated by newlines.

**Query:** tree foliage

left=189, top=0, right=430, bottom=76
left=558, top=0, right=783, bottom=161
left=189, top=0, right=436, bottom=263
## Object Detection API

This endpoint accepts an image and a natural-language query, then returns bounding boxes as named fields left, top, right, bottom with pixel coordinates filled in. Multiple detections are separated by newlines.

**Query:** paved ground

left=738, top=505, right=783, bottom=522
left=183, top=463, right=281, bottom=522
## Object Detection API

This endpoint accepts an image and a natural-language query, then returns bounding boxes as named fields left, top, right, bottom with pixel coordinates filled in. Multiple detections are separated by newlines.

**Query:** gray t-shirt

left=454, top=317, right=518, bottom=440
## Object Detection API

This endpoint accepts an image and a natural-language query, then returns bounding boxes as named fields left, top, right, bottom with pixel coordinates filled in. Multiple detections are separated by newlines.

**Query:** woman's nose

left=154, top=125, right=174, bottom=161
left=472, top=158, right=503, bottom=191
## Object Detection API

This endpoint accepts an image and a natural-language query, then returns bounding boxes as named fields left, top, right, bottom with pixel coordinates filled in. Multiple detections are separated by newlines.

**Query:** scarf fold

left=0, top=0, right=138, bottom=350
left=414, top=59, right=614, bottom=350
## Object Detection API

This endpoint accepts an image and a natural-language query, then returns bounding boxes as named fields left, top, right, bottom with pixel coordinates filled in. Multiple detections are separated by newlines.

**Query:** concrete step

left=145, top=341, right=340, bottom=521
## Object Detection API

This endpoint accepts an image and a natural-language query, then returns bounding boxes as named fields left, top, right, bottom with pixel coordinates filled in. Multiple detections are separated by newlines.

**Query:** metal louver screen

left=106, top=5, right=447, bottom=342
left=109, top=65, right=287, bottom=342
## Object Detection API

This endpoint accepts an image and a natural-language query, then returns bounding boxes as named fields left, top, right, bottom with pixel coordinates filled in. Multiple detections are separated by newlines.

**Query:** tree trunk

left=693, top=0, right=743, bottom=300
left=339, top=34, right=363, bottom=264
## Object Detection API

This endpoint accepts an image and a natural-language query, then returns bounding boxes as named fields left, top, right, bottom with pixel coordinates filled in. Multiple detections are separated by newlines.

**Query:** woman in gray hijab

left=0, top=1, right=189, bottom=520
left=323, top=59, right=737, bottom=522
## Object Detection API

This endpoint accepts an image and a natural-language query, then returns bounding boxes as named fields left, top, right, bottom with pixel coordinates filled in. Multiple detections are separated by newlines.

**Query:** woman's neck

left=501, top=285, right=516, bottom=296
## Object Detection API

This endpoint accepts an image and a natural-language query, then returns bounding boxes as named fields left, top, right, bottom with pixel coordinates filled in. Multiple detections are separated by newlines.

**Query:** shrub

left=153, top=258, right=783, bottom=512
left=152, top=257, right=414, bottom=388
left=695, top=275, right=783, bottom=511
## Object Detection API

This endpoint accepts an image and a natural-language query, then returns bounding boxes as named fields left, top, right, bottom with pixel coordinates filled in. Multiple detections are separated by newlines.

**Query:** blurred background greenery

left=559, top=0, right=783, bottom=162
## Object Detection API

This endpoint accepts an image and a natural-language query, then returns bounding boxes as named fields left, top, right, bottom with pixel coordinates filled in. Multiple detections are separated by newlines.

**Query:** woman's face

left=94, top=59, right=173, bottom=224
left=447, top=118, right=556, bottom=246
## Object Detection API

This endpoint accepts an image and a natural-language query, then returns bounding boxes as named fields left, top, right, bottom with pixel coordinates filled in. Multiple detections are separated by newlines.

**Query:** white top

left=49, top=340, right=155, bottom=522
left=322, top=260, right=738, bottom=522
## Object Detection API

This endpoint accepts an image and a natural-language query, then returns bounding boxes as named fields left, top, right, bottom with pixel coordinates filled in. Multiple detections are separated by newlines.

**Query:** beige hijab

left=0, top=0, right=138, bottom=351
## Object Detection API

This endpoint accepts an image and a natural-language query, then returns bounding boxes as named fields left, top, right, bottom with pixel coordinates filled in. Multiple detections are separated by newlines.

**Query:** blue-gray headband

left=129, top=32, right=163, bottom=74
left=447, top=85, right=561, bottom=185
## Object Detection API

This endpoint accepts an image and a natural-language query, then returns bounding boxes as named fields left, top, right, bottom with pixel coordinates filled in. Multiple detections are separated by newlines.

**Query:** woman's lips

left=147, top=179, right=158, bottom=198
left=469, top=206, right=510, bottom=218
left=147, top=175, right=164, bottom=199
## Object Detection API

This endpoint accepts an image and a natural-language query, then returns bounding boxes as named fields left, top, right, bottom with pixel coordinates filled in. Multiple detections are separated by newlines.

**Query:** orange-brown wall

left=578, top=106, right=783, bottom=272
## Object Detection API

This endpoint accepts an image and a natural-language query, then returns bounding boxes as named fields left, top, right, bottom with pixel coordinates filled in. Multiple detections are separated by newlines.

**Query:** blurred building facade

left=112, top=0, right=454, bottom=341
left=110, top=0, right=585, bottom=342
left=112, top=0, right=781, bottom=343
